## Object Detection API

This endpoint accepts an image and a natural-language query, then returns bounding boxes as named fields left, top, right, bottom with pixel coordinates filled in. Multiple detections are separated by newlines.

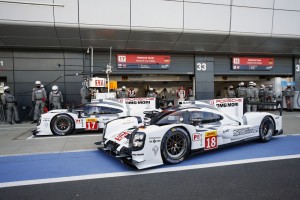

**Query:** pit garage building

left=0, top=0, right=300, bottom=108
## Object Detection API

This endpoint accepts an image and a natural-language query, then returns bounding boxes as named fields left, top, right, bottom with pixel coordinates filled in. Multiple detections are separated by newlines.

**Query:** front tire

left=50, top=114, right=75, bottom=136
left=259, top=116, right=275, bottom=142
left=161, top=127, right=191, bottom=164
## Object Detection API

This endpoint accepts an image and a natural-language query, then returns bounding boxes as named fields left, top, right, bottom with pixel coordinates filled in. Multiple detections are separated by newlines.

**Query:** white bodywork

left=101, top=103, right=283, bottom=169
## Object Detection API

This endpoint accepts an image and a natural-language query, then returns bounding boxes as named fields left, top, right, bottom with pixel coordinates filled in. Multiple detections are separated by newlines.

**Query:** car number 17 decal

left=204, top=130, right=218, bottom=150
left=85, top=118, right=98, bottom=130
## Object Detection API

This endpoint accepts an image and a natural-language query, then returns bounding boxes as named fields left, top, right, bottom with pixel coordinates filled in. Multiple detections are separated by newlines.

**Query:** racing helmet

left=249, top=81, right=254, bottom=86
left=35, top=80, right=41, bottom=85
left=3, top=86, right=9, bottom=92
left=149, top=88, right=154, bottom=91
left=229, top=85, right=234, bottom=89
left=287, top=82, right=292, bottom=87
left=240, top=82, right=244, bottom=86
left=260, top=84, right=265, bottom=88
left=253, top=82, right=256, bottom=86
left=269, top=84, right=273, bottom=88
left=52, top=85, right=59, bottom=93
left=121, top=86, right=126, bottom=90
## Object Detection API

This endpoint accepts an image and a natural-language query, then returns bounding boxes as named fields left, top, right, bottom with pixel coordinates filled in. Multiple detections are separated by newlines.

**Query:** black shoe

left=15, top=121, right=22, bottom=124
left=31, top=120, right=37, bottom=124
left=8, top=121, right=13, bottom=125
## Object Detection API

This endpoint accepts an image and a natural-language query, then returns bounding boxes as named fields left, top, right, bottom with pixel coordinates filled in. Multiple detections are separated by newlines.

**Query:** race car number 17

left=204, top=130, right=218, bottom=150
left=86, top=118, right=98, bottom=130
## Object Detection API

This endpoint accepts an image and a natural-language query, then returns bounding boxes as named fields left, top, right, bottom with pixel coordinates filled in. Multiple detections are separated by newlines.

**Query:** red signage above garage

left=117, top=54, right=170, bottom=69
left=232, top=57, right=274, bottom=71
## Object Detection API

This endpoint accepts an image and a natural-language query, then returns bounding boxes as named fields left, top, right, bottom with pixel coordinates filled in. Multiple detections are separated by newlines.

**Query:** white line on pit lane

left=0, top=149, right=98, bottom=158
left=27, top=134, right=101, bottom=140
left=1, top=154, right=300, bottom=188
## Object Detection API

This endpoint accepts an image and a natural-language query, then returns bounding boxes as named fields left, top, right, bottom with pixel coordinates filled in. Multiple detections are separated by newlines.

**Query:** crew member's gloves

left=3, top=104, right=7, bottom=109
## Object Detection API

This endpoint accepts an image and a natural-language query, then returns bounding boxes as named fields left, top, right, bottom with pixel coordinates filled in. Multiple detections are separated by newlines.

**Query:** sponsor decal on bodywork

left=192, top=133, right=201, bottom=141
left=215, top=98, right=242, bottom=108
left=152, top=145, right=159, bottom=156
left=85, top=118, right=98, bottom=130
left=115, top=129, right=134, bottom=141
left=204, top=130, right=218, bottom=150
left=233, top=127, right=259, bottom=137
left=149, top=137, right=162, bottom=143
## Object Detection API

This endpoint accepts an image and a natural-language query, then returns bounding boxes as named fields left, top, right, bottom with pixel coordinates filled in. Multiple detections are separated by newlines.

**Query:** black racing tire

left=50, top=114, right=75, bottom=136
left=259, top=116, right=275, bottom=142
left=161, top=127, right=191, bottom=164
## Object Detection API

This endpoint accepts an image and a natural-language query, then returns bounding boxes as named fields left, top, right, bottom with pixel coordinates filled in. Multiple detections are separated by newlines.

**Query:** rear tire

left=259, top=116, right=274, bottom=142
left=50, top=114, right=75, bottom=136
left=161, top=127, right=191, bottom=164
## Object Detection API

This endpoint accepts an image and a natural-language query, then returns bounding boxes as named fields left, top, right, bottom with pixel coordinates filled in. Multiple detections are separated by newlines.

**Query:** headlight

left=131, top=132, right=146, bottom=151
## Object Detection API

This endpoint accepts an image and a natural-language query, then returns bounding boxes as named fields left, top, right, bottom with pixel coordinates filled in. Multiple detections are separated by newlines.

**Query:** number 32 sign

left=86, top=118, right=98, bottom=130
left=204, top=130, right=218, bottom=150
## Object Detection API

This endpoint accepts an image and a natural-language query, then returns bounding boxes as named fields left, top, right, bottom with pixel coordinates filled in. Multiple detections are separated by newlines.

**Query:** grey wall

left=0, top=0, right=300, bottom=55
left=195, top=56, right=214, bottom=100
left=0, top=50, right=84, bottom=107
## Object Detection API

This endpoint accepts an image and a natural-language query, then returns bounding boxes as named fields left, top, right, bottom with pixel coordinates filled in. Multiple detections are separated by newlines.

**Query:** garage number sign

left=117, top=54, right=170, bottom=69
left=232, top=57, right=274, bottom=71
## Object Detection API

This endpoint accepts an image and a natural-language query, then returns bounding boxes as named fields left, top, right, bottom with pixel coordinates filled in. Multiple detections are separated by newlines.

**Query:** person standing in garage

left=177, top=86, right=186, bottom=102
left=49, top=85, right=63, bottom=110
left=266, top=84, right=276, bottom=110
left=246, top=81, right=258, bottom=112
left=227, top=85, right=236, bottom=98
left=283, top=83, right=294, bottom=111
left=147, top=88, right=157, bottom=98
left=118, top=86, right=128, bottom=98
left=258, top=84, right=266, bottom=110
left=32, top=81, right=47, bottom=123
left=128, top=87, right=136, bottom=98
left=1, top=86, right=20, bottom=124
left=237, top=82, right=247, bottom=113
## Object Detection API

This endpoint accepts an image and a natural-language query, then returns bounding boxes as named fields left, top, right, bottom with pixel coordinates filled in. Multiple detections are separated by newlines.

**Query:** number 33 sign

left=86, top=118, right=98, bottom=130
left=204, top=130, right=218, bottom=150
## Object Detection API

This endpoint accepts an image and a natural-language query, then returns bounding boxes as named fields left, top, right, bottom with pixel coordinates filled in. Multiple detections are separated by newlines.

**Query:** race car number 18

left=205, top=130, right=218, bottom=150
left=86, top=118, right=98, bottom=130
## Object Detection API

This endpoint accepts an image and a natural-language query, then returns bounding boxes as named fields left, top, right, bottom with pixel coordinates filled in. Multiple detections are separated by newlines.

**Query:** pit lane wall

left=179, top=98, right=244, bottom=120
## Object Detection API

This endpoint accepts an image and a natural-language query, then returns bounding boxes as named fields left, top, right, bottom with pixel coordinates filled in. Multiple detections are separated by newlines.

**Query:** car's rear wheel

left=161, top=127, right=191, bottom=164
left=50, top=114, right=75, bottom=136
left=259, top=116, right=275, bottom=142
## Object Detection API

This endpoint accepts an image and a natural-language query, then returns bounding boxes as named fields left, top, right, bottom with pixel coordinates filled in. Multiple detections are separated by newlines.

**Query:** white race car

left=34, top=99, right=143, bottom=136
left=99, top=102, right=283, bottom=169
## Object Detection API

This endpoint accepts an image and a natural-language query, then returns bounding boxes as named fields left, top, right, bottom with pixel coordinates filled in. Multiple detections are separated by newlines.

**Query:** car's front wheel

left=50, top=114, right=75, bottom=136
left=161, top=127, right=191, bottom=164
left=259, top=116, right=275, bottom=142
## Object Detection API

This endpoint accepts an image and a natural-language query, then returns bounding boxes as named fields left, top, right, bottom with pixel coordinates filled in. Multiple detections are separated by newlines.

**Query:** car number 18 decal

left=85, top=118, right=98, bottom=130
left=204, top=130, right=218, bottom=150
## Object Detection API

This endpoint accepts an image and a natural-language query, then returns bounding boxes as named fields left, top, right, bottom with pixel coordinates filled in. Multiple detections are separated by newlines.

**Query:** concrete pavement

left=0, top=110, right=299, bottom=156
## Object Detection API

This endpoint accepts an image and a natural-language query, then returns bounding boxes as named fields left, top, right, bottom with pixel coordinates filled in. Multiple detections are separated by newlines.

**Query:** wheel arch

left=264, top=115, right=276, bottom=133
left=50, top=113, right=76, bottom=135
